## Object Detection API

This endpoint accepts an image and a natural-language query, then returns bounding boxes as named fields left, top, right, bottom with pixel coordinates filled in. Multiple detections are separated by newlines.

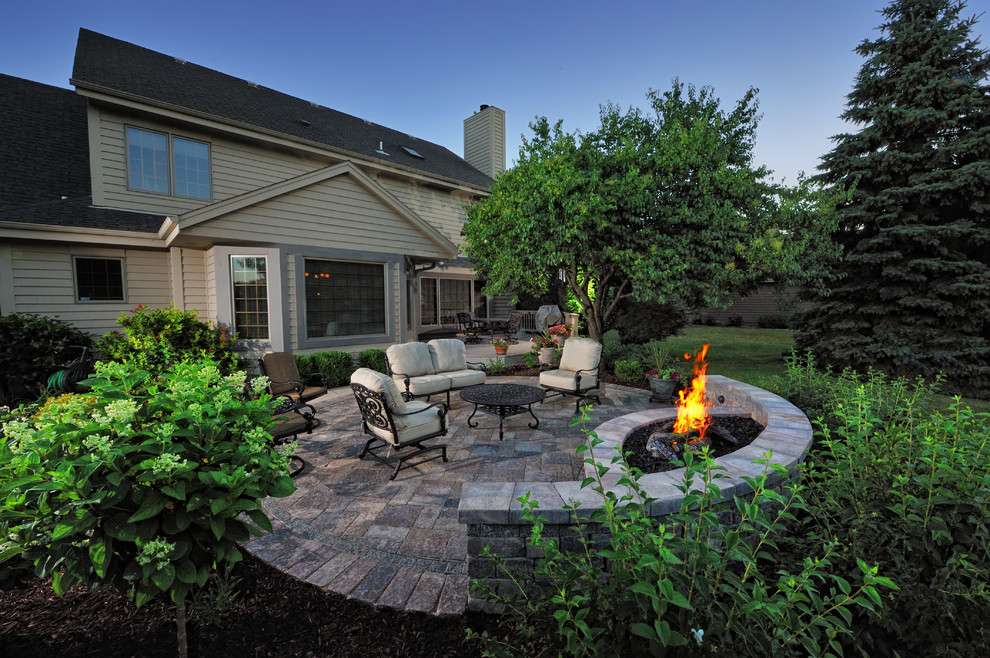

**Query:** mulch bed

left=623, top=416, right=765, bottom=474
left=0, top=553, right=496, bottom=657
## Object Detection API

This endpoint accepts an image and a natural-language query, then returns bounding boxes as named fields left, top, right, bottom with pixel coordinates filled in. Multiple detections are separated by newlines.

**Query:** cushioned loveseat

left=385, top=339, right=486, bottom=404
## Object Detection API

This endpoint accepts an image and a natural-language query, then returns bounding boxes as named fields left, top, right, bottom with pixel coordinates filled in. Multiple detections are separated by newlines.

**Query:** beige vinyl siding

left=378, top=179, right=474, bottom=248
left=204, top=248, right=217, bottom=323
left=92, top=108, right=326, bottom=215
left=287, top=255, right=298, bottom=351
left=184, top=175, right=446, bottom=258
left=179, top=248, right=209, bottom=316
left=9, top=243, right=170, bottom=337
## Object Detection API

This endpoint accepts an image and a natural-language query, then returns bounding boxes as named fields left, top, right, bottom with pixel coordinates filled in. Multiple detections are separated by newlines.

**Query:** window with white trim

left=126, top=126, right=211, bottom=199
left=74, top=257, right=125, bottom=301
left=231, top=256, right=269, bottom=339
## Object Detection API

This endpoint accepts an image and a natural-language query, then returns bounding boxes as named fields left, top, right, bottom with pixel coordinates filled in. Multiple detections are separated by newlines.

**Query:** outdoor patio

left=242, top=362, right=657, bottom=617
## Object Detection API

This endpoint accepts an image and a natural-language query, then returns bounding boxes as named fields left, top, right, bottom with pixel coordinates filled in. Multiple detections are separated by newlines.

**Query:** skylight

left=400, top=145, right=424, bottom=159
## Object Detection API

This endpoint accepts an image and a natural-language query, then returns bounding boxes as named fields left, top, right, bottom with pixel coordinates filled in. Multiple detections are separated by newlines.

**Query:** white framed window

left=73, top=256, right=125, bottom=302
left=126, top=126, right=211, bottom=199
left=304, top=259, right=387, bottom=338
left=231, top=256, right=269, bottom=339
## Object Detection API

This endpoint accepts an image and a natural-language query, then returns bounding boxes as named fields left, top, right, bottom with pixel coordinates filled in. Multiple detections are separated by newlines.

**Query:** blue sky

left=3, top=0, right=988, bottom=184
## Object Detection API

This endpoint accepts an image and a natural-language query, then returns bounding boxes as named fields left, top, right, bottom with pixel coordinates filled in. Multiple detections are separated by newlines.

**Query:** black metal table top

left=459, top=383, right=545, bottom=407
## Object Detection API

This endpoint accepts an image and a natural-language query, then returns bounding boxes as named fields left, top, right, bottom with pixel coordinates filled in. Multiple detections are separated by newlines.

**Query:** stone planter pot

left=538, top=347, right=557, bottom=366
left=647, top=376, right=678, bottom=404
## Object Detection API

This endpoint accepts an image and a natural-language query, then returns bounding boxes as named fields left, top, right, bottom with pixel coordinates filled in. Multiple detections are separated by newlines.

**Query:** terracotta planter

left=647, top=376, right=678, bottom=404
left=494, top=345, right=508, bottom=356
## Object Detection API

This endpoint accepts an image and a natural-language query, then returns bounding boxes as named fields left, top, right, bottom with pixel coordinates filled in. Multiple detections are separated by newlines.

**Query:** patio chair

left=268, top=393, right=318, bottom=478
left=538, top=337, right=603, bottom=413
left=457, top=312, right=487, bottom=344
left=495, top=311, right=523, bottom=344
left=258, top=352, right=328, bottom=404
left=350, top=368, right=448, bottom=480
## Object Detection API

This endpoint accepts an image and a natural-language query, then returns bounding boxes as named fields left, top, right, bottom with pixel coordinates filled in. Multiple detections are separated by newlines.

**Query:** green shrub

left=609, top=298, right=688, bottom=344
left=95, top=304, right=238, bottom=376
left=601, top=329, right=624, bottom=369
left=0, top=313, right=93, bottom=405
left=726, top=314, right=743, bottom=327
left=757, top=313, right=791, bottom=329
left=613, top=359, right=643, bottom=382
left=522, top=351, right=539, bottom=369
left=313, top=351, right=355, bottom=387
left=0, top=358, right=295, bottom=653
left=468, top=408, right=892, bottom=656
left=776, top=369, right=989, bottom=654
left=357, top=349, right=387, bottom=373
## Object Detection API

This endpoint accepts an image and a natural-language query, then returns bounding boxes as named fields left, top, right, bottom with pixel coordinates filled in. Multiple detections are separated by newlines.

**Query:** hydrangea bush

left=0, top=358, right=295, bottom=610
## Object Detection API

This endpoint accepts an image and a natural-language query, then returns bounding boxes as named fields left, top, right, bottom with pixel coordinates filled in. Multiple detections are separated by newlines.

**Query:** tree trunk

left=176, top=598, right=188, bottom=658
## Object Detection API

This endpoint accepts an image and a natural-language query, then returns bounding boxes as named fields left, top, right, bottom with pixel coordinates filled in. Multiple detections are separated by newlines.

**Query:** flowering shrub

left=0, top=358, right=295, bottom=614
left=96, top=304, right=238, bottom=377
left=531, top=334, right=559, bottom=349
left=547, top=324, right=570, bottom=337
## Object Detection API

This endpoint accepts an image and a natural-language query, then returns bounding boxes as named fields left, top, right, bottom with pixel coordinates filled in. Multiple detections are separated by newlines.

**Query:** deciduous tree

left=464, top=80, right=840, bottom=342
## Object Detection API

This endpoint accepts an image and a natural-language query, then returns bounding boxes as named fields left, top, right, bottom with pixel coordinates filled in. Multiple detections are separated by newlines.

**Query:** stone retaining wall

left=457, top=376, right=813, bottom=612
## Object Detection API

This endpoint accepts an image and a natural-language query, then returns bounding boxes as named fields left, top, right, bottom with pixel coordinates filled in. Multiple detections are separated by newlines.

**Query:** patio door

left=420, top=277, right=471, bottom=326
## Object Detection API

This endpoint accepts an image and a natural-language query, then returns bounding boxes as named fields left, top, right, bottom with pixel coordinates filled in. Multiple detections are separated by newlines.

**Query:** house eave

left=0, top=221, right=166, bottom=248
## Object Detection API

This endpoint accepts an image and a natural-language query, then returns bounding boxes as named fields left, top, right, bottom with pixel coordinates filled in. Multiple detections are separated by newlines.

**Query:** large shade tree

left=795, top=0, right=990, bottom=395
left=464, top=80, right=841, bottom=342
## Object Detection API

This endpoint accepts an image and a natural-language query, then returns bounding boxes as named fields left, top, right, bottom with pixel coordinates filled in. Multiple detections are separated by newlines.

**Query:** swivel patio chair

left=538, top=337, right=603, bottom=413
left=258, top=352, right=328, bottom=404
left=268, top=393, right=318, bottom=478
left=350, top=368, right=448, bottom=480
left=457, top=312, right=488, bottom=344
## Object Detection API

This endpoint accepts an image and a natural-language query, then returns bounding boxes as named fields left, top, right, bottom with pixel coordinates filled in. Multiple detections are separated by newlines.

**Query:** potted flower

left=531, top=334, right=559, bottom=366
left=644, top=342, right=680, bottom=404
left=547, top=323, right=570, bottom=346
left=492, top=337, right=510, bottom=356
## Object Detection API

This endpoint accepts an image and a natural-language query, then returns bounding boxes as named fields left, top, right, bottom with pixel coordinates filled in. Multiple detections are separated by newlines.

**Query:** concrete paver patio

left=242, top=368, right=656, bottom=616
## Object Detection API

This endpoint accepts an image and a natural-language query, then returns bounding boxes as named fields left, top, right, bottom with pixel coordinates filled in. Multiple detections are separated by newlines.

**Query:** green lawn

left=659, top=326, right=794, bottom=385
left=658, top=326, right=990, bottom=413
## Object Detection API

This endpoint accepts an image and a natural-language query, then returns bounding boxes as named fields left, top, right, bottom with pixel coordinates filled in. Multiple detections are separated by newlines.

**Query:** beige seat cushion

left=350, top=367, right=407, bottom=415
left=366, top=400, right=444, bottom=445
left=427, top=339, right=467, bottom=372
left=406, top=374, right=451, bottom=396
left=559, top=337, right=602, bottom=374
left=445, top=369, right=486, bottom=389
left=540, top=369, right=598, bottom=392
left=387, top=342, right=437, bottom=378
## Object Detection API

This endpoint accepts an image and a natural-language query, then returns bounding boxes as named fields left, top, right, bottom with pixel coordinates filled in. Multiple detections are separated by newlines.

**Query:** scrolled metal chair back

left=351, top=382, right=396, bottom=436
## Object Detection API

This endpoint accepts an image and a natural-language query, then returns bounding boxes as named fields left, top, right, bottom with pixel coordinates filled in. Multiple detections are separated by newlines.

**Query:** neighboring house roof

left=71, top=29, right=494, bottom=191
left=0, top=73, right=165, bottom=234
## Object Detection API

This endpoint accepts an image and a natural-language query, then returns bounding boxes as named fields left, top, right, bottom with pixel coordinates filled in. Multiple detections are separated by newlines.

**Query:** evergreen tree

left=796, top=0, right=990, bottom=396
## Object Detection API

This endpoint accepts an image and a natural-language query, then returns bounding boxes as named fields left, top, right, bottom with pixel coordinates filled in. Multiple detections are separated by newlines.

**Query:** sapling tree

left=0, top=358, right=296, bottom=657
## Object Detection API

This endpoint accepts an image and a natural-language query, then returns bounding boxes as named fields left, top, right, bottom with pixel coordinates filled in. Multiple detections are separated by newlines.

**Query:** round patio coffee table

left=459, top=383, right=546, bottom=441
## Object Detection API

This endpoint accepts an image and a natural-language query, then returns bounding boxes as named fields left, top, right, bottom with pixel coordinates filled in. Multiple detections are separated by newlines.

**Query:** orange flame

left=673, top=344, right=711, bottom=440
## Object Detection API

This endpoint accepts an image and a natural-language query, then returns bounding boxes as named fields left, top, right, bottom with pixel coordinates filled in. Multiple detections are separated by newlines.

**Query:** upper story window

left=126, top=126, right=211, bottom=200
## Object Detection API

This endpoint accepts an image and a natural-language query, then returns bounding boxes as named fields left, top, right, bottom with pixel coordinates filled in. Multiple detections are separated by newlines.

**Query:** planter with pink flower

left=531, top=333, right=561, bottom=367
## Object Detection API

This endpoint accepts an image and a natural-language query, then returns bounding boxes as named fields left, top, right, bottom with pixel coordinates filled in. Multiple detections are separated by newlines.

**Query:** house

left=0, top=28, right=508, bottom=355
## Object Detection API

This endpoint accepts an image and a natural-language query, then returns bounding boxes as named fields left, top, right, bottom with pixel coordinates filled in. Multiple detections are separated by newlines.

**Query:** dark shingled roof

left=71, top=29, right=494, bottom=190
left=0, top=73, right=164, bottom=233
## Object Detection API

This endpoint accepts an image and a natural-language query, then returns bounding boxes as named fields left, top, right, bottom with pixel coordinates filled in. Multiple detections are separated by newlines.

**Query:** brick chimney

left=463, top=104, right=505, bottom=178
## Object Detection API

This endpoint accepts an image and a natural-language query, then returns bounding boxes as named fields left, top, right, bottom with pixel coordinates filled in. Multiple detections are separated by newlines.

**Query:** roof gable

left=71, top=29, right=493, bottom=191
left=169, top=161, right=458, bottom=258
